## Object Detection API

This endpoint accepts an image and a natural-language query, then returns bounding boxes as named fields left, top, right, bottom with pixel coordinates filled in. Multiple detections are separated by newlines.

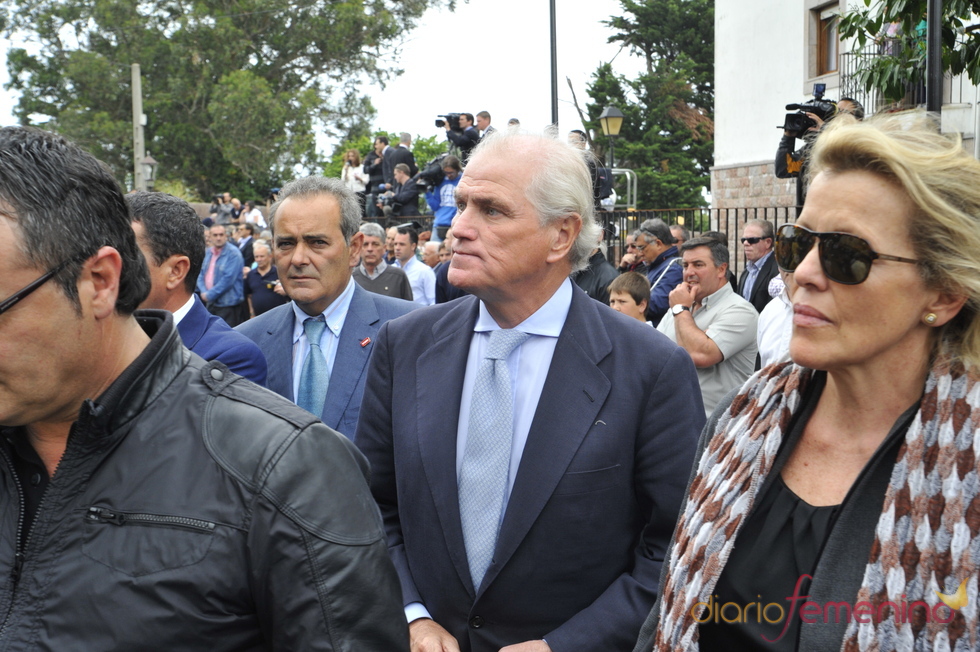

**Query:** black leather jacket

left=0, top=311, right=409, bottom=651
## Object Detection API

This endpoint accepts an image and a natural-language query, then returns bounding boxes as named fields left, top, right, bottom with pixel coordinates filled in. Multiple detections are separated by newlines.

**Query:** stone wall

left=711, top=160, right=797, bottom=210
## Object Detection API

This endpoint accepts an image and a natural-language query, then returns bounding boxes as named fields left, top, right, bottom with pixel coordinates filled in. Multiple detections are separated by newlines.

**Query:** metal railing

left=600, top=206, right=798, bottom=278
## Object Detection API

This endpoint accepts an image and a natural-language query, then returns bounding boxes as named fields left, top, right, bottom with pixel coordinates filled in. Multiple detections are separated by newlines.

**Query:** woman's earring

left=923, top=313, right=938, bottom=325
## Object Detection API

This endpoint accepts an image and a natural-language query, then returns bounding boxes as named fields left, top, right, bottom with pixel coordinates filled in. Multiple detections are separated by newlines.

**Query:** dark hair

left=442, top=155, right=462, bottom=173
left=608, top=271, right=651, bottom=306
left=375, top=135, right=389, bottom=146
left=239, top=222, right=255, bottom=236
left=701, top=231, right=728, bottom=245
left=839, top=97, right=866, bottom=121
left=127, top=191, right=205, bottom=295
left=569, top=129, right=587, bottom=141
left=396, top=226, right=419, bottom=245
left=462, top=113, right=475, bottom=124
left=394, top=163, right=411, bottom=176
left=0, top=126, right=150, bottom=315
left=681, top=236, right=730, bottom=268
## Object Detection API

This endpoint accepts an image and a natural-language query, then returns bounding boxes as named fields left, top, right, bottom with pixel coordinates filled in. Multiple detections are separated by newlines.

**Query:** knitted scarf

left=651, top=360, right=980, bottom=652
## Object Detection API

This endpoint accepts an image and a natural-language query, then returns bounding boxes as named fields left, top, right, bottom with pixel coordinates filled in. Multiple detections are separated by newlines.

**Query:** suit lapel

left=483, top=290, right=612, bottom=592
left=416, top=298, right=480, bottom=596
left=177, top=297, right=209, bottom=350
left=320, top=286, right=378, bottom=429
left=263, top=305, right=296, bottom=401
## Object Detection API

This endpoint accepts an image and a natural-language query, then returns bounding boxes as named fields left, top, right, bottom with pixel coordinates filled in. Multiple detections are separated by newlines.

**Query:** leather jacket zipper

left=0, top=446, right=26, bottom=639
left=86, top=507, right=215, bottom=533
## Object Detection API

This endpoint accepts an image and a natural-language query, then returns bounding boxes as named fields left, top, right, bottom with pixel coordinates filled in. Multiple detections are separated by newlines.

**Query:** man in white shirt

left=393, top=225, right=436, bottom=306
left=658, top=236, right=759, bottom=415
left=356, top=131, right=704, bottom=652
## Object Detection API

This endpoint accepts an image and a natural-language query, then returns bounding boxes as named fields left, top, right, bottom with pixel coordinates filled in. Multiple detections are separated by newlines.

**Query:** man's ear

left=347, top=231, right=364, bottom=268
left=164, top=255, right=191, bottom=291
left=82, top=246, right=124, bottom=320
left=546, top=214, right=582, bottom=264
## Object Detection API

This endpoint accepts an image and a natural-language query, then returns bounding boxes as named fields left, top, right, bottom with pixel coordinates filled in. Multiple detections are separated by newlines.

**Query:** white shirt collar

left=172, top=295, right=196, bottom=326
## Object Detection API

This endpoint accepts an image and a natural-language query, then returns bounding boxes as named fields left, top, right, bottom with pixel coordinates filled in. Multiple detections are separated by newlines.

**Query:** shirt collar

left=699, top=281, right=734, bottom=310
left=360, top=259, right=388, bottom=279
left=747, top=250, right=772, bottom=272
left=291, top=276, right=356, bottom=343
left=474, top=277, right=572, bottom=337
left=172, top=295, right=196, bottom=326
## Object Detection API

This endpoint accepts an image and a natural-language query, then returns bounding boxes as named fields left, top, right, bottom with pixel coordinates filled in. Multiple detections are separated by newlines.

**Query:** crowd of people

left=0, top=107, right=979, bottom=652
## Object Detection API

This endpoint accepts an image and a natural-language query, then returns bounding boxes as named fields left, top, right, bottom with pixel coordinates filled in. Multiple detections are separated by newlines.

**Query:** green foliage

left=2, top=0, right=451, bottom=197
left=840, top=0, right=980, bottom=101
left=586, top=0, right=713, bottom=209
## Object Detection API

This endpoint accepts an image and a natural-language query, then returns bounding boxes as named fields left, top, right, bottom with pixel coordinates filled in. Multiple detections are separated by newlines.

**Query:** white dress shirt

left=394, top=255, right=436, bottom=306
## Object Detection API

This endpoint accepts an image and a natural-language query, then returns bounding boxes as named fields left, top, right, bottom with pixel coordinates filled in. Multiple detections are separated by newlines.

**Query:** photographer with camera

left=441, top=112, right=480, bottom=162
left=377, top=163, right=420, bottom=218
left=776, top=86, right=864, bottom=207
left=422, top=155, right=462, bottom=241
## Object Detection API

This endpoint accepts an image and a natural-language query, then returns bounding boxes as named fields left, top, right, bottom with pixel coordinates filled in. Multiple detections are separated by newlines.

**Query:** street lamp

left=141, top=154, right=159, bottom=190
left=598, top=106, right=625, bottom=168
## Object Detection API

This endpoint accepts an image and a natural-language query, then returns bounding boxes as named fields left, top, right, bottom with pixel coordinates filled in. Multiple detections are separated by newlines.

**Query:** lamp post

left=598, top=106, right=625, bottom=168
left=141, top=154, right=159, bottom=191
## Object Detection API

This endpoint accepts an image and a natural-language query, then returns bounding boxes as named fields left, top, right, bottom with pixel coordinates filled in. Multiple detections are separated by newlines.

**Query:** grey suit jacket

left=356, top=285, right=705, bottom=652
left=236, top=283, right=415, bottom=438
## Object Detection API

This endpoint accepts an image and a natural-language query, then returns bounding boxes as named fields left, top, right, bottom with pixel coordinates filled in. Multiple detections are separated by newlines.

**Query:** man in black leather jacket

left=0, top=126, right=408, bottom=651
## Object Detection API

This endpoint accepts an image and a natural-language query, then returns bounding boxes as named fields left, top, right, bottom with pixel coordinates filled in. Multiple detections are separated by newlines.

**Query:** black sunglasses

left=740, top=236, right=769, bottom=245
left=775, top=224, right=918, bottom=285
left=0, top=259, right=72, bottom=318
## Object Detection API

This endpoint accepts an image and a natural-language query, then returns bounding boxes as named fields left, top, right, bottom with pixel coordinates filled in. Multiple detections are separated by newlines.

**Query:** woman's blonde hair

left=808, top=111, right=980, bottom=368
left=345, top=149, right=361, bottom=167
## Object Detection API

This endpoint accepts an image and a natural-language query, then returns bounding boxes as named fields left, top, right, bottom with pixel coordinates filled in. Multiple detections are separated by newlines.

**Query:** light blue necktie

left=458, top=328, right=530, bottom=589
left=297, top=317, right=328, bottom=415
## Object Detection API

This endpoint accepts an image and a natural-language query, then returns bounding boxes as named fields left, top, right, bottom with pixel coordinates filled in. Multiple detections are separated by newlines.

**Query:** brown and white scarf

left=651, top=360, right=980, bottom=651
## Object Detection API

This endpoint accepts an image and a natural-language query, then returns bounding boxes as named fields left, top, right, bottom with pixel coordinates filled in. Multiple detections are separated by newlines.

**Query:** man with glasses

left=0, top=126, right=407, bottom=650
left=737, top=219, right=779, bottom=314
left=659, top=237, right=759, bottom=416
left=633, top=217, right=683, bottom=325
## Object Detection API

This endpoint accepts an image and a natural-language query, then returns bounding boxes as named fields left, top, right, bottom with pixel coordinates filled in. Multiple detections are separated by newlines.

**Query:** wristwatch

left=671, top=304, right=691, bottom=316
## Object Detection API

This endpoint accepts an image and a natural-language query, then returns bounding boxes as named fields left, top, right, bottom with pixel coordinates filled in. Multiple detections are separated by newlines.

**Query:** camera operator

left=775, top=96, right=864, bottom=207
left=424, top=155, right=462, bottom=241
left=444, top=112, right=480, bottom=162
left=377, top=163, right=420, bottom=218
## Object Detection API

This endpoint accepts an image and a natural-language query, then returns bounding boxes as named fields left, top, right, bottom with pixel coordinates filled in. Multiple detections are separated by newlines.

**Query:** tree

left=840, top=0, right=980, bottom=102
left=1, top=0, right=452, bottom=199
left=583, top=0, right=713, bottom=209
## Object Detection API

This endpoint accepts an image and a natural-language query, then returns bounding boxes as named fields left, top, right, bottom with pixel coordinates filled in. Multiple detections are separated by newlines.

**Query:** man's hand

left=273, top=281, right=286, bottom=297
left=805, top=112, right=825, bottom=133
left=618, top=252, right=638, bottom=269
left=667, top=282, right=697, bottom=309
left=410, top=618, right=461, bottom=652
left=500, top=641, right=552, bottom=652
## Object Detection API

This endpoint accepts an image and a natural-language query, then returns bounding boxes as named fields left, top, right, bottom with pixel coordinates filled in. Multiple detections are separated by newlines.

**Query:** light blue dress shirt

left=289, top=277, right=356, bottom=403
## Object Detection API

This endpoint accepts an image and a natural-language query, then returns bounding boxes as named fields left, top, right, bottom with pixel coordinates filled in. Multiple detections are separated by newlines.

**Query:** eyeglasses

left=775, top=224, right=919, bottom=285
left=632, top=243, right=647, bottom=251
left=0, top=259, right=72, bottom=318
left=626, top=243, right=638, bottom=249
left=740, top=236, right=769, bottom=245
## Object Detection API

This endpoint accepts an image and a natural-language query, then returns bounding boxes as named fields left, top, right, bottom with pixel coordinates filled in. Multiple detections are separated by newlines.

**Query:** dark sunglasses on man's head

left=740, top=236, right=769, bottom=245
left=774, top=224, right=919, bottom=285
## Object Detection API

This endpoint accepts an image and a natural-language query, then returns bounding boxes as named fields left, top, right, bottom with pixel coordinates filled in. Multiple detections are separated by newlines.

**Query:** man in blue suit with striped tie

left=237, top=177, right=415, bottom=439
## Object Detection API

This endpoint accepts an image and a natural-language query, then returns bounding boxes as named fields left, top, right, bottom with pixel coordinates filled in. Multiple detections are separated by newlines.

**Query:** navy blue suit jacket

left=177, top=295, right=267, bottom=386
left=355, top=285, right=705, bottom=652
left=236, top=283, right=415, bottom=439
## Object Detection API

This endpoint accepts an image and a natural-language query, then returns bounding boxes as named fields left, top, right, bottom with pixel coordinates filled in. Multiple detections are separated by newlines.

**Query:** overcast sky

left=0, top=0, right=643, bottom=151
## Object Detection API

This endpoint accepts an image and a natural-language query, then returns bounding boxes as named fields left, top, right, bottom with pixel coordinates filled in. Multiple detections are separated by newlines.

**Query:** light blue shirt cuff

left=405, top=602, right=432, bottom=624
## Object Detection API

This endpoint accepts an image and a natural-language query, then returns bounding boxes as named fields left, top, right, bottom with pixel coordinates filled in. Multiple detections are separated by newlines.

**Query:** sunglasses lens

left=820, top=233, right=873, bottom=284
left=775, top=225, right=812, bottom=272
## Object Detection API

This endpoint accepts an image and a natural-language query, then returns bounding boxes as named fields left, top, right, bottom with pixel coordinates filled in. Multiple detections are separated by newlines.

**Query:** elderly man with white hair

left=356, top=130, right=704, bottom=652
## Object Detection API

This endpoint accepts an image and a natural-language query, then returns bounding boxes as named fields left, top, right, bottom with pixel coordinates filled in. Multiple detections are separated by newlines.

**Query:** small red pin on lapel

left=360, top=337, right=372, bottom=348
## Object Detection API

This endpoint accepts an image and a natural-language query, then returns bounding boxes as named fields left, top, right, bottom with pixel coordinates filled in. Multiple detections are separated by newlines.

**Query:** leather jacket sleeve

left=243, top=419, right=410, bottom=650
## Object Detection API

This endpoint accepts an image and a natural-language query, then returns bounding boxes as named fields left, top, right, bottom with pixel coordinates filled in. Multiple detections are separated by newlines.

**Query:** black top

left=244, top=266, right=288, bottom=316
left=697, top=373, right=917, bottom=651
